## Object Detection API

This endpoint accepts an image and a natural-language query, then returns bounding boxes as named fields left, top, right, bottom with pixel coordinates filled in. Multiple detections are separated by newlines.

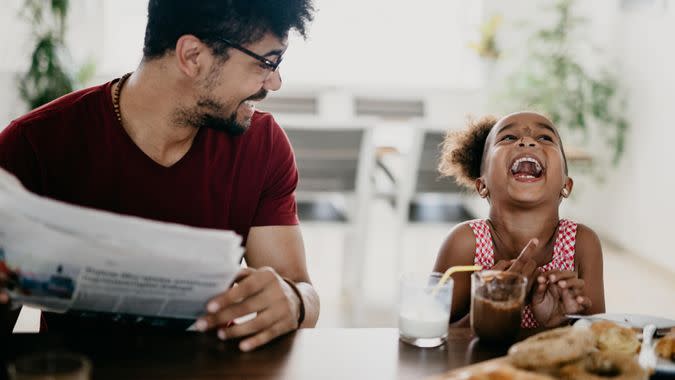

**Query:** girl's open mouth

left=510, top=156, right=544, bottom=182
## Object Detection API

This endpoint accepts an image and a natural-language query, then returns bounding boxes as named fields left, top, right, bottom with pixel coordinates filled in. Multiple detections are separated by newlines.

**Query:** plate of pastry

left=432, top=320, right=675, bottom=379
left=655, top=327, right=675, bottom=374
left=566, top=313, right=675, bottom=332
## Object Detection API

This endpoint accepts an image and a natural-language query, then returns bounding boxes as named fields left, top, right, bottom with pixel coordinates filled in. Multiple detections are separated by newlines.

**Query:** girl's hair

left=438, top=116, right=498, bottom=189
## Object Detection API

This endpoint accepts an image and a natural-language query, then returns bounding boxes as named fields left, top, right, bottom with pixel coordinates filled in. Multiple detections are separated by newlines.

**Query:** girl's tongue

left=511, top=161, right=543, bottom=180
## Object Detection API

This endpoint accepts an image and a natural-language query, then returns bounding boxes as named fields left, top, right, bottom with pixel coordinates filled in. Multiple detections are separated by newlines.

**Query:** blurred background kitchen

left=1, top=0, right=673, bottom=330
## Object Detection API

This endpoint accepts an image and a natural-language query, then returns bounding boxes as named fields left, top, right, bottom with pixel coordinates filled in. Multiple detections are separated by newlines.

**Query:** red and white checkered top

left=468, top=219, right=578, bottom=328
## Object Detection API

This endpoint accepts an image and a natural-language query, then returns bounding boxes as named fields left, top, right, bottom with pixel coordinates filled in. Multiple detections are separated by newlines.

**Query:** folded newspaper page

left=0, top=168, right=244, bottom=320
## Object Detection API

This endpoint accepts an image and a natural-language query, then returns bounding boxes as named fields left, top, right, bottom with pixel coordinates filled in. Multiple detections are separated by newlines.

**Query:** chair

left=281, top=120, right=376, bottom=300
left=393, top=129, right=471, bottom=222
left=388, top=127, right=473, bottom=276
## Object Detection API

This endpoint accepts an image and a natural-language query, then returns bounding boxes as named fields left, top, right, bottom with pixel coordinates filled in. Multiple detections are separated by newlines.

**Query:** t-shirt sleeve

left=251, top=121, right=299, bottom=227
left=0, top=121, right=42, bottom=194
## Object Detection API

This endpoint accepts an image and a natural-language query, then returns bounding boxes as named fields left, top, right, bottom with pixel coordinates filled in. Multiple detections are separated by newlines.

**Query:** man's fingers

left=238, top=319, right=295, bottom=352
left=0, top=291, right=9, bottom=304
left=207, top=270, right=275, bottom=312
left=232, top=267, right=255, bottom=283
left=199, top=286, right=275, bottom=329
left=218, top=308, right=282, bottom=342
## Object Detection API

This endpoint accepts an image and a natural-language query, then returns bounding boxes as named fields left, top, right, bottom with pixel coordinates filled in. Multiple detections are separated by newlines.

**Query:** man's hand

left=196, top=267, right=302, bottom=352
left=531, top=270, right=592, bottom=327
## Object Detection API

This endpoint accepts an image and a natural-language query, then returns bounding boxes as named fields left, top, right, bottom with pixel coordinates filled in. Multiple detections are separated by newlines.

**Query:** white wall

left=0, top=0, right=33, bottom=124
left=569, top=1, right=675, bottom=272
left=0, top=0, right=107, bottom=125
left=482, top=0, right=675, bottom=273
left=282, top=0, right=482, bottom=89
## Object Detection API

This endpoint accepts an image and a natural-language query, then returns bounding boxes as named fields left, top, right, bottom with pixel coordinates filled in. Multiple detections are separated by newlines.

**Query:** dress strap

left=552, top=219, right=578, bottom=271
left=468, top=219, right=495, bottom=269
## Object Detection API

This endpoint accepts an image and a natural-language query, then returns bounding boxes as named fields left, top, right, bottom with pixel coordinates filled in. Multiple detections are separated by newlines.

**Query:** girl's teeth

left=510, top=157, right=543, bottom=173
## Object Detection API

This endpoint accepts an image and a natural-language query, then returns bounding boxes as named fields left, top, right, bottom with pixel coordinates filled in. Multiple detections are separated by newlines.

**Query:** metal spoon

left=638, top=324, right=657, bottom=372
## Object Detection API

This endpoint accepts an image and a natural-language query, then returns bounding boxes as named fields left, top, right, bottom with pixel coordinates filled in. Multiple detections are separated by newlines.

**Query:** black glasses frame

left=217, top=38, right=282, bottom=72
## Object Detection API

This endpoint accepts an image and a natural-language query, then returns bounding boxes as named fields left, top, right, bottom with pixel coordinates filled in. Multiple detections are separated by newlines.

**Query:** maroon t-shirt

left=0, top=80, right=299, bottom=244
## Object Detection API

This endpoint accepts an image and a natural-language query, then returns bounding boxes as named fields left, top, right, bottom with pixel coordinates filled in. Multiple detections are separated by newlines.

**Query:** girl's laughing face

left=478, top=112, right=572, bottom=206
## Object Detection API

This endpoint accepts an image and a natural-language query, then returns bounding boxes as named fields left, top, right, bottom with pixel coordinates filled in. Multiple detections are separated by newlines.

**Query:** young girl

left=434, top=111, right=605, bottom=328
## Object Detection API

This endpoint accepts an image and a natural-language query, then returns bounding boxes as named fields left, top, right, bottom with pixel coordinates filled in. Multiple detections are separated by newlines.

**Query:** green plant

left=18, top=0, right=95, bottom=110
left=501, top=0, right=628, bottom=165
left=468, top=14, right=502, bottom=60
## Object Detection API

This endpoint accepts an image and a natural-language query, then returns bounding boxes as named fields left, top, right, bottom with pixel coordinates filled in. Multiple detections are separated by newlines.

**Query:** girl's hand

left=531, top=271, right=592, bottom=327
left=548, top=271, right=592, bottom=314
left=492, top=259, right=514, bottom=271
left=506, top=238, right=540, bottom=297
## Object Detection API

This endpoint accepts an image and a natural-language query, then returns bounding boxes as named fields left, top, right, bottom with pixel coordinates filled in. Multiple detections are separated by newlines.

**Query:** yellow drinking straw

left=432, top=265, right=482, bottom=296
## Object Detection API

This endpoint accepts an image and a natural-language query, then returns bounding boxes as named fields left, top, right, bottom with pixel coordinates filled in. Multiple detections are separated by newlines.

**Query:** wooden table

left=1, top=328, right=671, bottom=379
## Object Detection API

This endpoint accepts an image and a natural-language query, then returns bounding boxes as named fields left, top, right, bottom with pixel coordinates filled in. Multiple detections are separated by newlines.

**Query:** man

left=0, top=0, right=318, bottom=351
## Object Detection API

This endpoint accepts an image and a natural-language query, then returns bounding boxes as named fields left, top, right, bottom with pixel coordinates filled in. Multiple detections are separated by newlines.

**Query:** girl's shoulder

left=450, top=219, right=487, bottom=243
left=570, top=222, right=603, bottom=272
left=569, top=222, right=601, bottom=248
left=435, top=221, right=480, bottom=267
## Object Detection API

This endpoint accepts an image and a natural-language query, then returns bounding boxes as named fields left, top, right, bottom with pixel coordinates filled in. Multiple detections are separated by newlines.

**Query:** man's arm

left=196, top=225, right=319, bottom=351
left=244, top=225, right=319, bottom=328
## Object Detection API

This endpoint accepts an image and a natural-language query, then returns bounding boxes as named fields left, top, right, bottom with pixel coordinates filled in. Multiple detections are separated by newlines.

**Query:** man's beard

left=174, top=90, right=268, bottom=136
left=194, top=98, right=247, bottom=136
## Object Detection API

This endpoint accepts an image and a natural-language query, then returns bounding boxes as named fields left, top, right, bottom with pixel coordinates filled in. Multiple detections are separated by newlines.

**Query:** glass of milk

left=398, top=272, right=453, bottom=348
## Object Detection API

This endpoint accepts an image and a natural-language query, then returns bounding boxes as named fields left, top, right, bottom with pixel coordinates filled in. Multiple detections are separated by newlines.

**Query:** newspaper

left=0, top=167, right=244, bottom=320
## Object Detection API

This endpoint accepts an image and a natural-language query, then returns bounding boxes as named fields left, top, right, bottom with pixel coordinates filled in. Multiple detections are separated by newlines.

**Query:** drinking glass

left=470, top=270, right=527, bottom=343
left=8, top=352, right=91, bottom=380
left=398, top=272, right=453, bottom=348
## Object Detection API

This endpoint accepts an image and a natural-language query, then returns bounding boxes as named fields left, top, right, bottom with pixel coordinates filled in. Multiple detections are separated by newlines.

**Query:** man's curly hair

left=438, top=116, right=498, bottom=189
left=143, top=0, right=315, bottom=59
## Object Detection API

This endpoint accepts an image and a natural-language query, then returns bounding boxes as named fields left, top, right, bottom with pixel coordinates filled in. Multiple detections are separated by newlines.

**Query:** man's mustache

left=246, top=90, right=267, bottom=102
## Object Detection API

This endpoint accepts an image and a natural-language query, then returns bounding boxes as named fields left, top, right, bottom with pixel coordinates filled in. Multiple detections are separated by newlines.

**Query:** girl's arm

left=574, top=224, right=606, bottom=314
left=432, top=222, right=478, bottom=326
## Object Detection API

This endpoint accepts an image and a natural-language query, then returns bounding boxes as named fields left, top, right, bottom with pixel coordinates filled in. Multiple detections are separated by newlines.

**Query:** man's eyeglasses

left=217, top=38, right=282, bottom=73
